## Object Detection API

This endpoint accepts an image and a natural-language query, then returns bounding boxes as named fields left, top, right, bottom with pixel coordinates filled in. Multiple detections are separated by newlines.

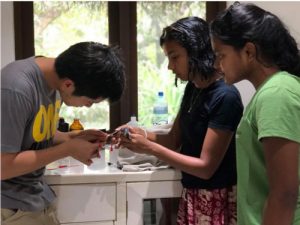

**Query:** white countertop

left=45, top=157, right=182, bottom=185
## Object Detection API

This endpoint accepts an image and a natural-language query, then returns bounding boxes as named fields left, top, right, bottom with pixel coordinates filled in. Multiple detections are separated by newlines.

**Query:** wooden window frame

left=14, top=2, right=34, bottom=60
left=13, top=1, right=226, bottom=130
left=108, top=2, right=137, bottom=130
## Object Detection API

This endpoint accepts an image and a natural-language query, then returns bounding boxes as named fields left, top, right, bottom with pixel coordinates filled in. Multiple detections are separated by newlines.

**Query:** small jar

left=70, top=118, right=84, bottom=131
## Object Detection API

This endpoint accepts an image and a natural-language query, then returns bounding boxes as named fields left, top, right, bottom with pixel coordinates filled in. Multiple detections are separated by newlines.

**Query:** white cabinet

left=126, top=181, right=182, bottom=225
left=62, top=222, right=113, bottom=225
left=51, top=183, right=116, bottom=224
left=46, top=162, right=182, bottom=225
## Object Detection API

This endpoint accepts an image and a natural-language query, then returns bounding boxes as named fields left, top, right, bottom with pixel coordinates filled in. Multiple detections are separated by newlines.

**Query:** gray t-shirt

left=1, top=57, right=61, bottom=211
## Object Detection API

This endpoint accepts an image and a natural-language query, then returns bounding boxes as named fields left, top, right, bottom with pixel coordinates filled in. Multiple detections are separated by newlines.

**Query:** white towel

left=117, top=124, right=172, bottom=172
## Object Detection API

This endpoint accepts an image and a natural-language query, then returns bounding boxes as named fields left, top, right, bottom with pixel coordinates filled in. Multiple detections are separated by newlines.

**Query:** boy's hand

left=67, top=138, right=101, bottom=166
left=70, top=129, right=108, bottom=145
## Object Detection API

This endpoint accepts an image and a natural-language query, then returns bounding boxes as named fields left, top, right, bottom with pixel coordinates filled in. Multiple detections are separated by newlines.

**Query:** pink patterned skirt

left=177, top=186, right=237, bottom=225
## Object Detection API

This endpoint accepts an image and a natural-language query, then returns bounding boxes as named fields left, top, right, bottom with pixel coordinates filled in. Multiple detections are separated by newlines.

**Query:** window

left=34, top=2, right=110, bottom=130
left=14, top=1, right=225, bottom=130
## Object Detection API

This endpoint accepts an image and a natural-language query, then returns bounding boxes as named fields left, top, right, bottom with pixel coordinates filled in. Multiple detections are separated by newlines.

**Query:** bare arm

left=1, top=129, right=107, bottom=180
left=1, top=143, right=69, bottom=180
left=122, top=127, right=233, bottom=179
left=262, top=137, right=299, bottom=225
left=119, top=114, right=182, bottom=150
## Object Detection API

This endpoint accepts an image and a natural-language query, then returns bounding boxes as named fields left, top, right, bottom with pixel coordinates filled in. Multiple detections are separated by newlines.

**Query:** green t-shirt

left=236, top=71, right=300, bottom=225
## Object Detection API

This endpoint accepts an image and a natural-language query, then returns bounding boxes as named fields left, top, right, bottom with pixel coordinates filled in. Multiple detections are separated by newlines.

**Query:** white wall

left=226, top=1, right=300, bottom=44
left=1, top=1, right=15, bottom=69
left=251, top=1, right=300, bottom=43
left=234, top=80, right=255, bottom=107
left=228, top=1, right=300, bottom=106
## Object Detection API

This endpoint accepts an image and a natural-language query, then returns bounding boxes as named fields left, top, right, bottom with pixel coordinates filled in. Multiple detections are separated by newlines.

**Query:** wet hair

left=210, top=2, right=300, bottom=77
left=160, top=16, right=216, bottom=83
left=55, top=42, right=126, bottom=102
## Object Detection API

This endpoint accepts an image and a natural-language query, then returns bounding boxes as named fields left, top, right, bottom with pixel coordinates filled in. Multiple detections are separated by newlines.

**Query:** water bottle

left=152, top=91, right=168, bottom=125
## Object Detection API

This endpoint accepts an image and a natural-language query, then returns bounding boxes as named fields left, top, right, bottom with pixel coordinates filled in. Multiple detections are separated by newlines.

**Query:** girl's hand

left=119, top=127, right=153, bottom=154
left=115, top=124, right=147, bottom=138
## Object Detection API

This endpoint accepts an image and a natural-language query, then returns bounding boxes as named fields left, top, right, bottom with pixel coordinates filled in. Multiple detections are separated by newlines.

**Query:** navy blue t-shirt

left=179, top=79, right=243, bottom=189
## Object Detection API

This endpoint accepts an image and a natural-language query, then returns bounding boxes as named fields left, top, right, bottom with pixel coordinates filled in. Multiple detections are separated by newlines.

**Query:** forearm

left=150, top=142, right=212, bottom=179
left=1, top=143, right=69, bottom=180
left=262, top=190, right=298, bottom=225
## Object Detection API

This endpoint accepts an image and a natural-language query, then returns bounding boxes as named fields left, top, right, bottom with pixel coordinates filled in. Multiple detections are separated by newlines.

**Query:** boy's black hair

left=210, top=2, right=300, bottom=77
left=160, top=16, right=216, bottom=81
left=55, top=42, right=126, bottom=102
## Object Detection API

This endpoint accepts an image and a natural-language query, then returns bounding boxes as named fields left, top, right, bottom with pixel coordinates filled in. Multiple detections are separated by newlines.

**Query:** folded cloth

left=117, top=124, right=172, bottom=172
left=117, top=147, right=170, bottom=171
left=121, top=163, right=170, bottom=172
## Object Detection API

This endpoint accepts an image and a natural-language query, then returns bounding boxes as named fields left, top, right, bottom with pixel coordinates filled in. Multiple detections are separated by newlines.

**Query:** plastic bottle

left=58, top=117, right=69, bottom=132
left=127, top=115, right=139, bottom=127
left=115, top=115, right=140, bottom=167
left=109, top=116, right=138, bottom=165
left=70, top=118, right=84, bottom=131
left=152, top=91, right=168, bottom=125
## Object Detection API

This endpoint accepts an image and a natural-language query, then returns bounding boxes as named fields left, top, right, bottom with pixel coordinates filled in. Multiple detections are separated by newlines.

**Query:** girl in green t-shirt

left=210, top=2, right=300, bottom=225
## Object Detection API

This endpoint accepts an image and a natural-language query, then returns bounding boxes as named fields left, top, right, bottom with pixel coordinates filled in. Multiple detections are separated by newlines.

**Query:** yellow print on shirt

left=32, top=100, right=61, bottom=142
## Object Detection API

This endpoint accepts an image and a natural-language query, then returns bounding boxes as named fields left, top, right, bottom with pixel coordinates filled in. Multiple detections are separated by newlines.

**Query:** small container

left=70, top=118, right=84, bottom=131
left=58, top=117, right=69, bottom=132
left=127, top=115, right=139, bottom=127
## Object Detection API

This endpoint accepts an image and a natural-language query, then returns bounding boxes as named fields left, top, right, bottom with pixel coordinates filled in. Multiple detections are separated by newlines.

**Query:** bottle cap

left=130, top=116, right=137, bottom=121
left=128, top=115, right=138, bottom=127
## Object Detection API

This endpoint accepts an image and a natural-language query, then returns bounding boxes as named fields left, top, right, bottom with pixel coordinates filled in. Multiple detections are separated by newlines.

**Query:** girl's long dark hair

left=210, top=2, right=300, bottom=77
left=160, top=17, right=217, bottom=114
left=160, top=16, right=216, bottom=81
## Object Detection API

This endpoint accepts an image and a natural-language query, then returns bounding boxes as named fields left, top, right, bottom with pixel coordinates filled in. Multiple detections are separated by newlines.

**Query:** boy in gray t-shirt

left=1, top=42, right=125, bottom=225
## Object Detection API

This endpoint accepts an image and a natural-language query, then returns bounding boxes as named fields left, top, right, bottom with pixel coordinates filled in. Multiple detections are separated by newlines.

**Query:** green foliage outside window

left=34, top=2, right=109, bottom=129
left=137, top=2, right=206, bottom=126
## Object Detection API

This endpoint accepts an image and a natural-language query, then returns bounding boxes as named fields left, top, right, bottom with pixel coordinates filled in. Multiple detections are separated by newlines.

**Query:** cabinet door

left=127, top=181, right=182, bottom=225
left=51, top=183, right=116, bottom=223
left=62, top=222, right=113, bottom=225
